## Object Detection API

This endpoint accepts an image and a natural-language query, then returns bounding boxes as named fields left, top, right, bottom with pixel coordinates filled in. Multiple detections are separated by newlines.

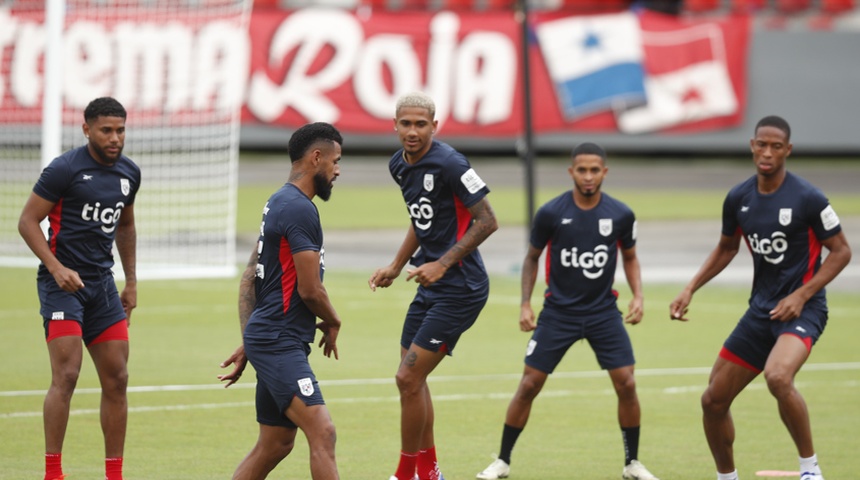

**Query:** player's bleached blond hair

left=395, top=91, right=436, bottom=119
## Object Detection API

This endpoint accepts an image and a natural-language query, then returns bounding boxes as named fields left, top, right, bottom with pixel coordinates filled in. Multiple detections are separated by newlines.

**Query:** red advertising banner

left=0, top=6, right=749, bottom=135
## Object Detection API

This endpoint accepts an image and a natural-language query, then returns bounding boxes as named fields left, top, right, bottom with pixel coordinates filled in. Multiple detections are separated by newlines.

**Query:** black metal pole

left=517, top=0, right=536, bottom=232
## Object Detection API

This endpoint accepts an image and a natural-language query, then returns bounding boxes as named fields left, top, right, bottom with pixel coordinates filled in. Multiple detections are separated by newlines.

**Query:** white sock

left=717, top=471, right=739, bottom=480
left=800, top=454, right=821, bottom=474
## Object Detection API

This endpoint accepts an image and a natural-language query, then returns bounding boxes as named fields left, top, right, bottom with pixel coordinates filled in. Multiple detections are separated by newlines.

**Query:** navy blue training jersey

left=244, top=183, right=324, bottom=344
left=531, top=191, right=636, bottom=314
left=389, top=140, right=490, bottom=291
left=722, top=172, right=842, bottom=314
left=33, top=145, right=141, bottom=271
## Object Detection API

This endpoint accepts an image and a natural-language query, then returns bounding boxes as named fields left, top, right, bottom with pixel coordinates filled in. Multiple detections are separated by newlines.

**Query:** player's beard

left=91, top=143, right=123, bottom=165
left=576, top=181, right=601, bottom=197
left=314, top=172, right=333, bottom=201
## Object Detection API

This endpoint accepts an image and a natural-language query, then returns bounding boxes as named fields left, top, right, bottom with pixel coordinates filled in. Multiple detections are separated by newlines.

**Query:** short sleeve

left=32, top=158, right=71, bottom=203
left=529, top=204, right=555, bottom=250
left=804, top=190, right=842, bottom=241
left=444, top=152, right=489, bottom=208
left=284, top=201, right=322, bottom=255
left=618, top=209, right=637, bottom=250
left=720, top=191, right=739, bottom=237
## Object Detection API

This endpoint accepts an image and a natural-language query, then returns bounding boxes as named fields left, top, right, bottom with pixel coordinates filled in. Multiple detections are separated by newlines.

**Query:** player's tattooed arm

left=238, top=247, right=257, bottom=333
left=437, top=197, right=498, bottom=269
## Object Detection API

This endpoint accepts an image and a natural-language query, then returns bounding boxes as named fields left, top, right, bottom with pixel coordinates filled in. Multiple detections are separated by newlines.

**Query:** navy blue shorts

left=525, top=307, right=635, bottom=373
left=244, top=340, right=325, bottom=429
left=37, top=267, right=126, bottom=345
left=723, top=306, right=827, bottom=372
left=401, top=282, right=489, bottom=355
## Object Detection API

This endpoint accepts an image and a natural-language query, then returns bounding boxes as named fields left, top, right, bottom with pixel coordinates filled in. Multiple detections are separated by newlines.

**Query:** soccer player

left=476, top=143, right=659, bottom=480
left=218, top=122, right=345, bottom=480
left=18, top=97, right=139, bottom=480
left=669, top=116, right=851, bottom=480
left=368, top=91, right=498, bottom=480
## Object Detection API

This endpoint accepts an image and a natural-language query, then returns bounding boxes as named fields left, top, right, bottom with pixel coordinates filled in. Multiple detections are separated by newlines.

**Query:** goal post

left=0, top=0, right=253, bottom=279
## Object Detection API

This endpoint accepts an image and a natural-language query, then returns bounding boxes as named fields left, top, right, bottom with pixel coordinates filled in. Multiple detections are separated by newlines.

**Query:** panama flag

left=536, top=12, right=646, bottom=119
left=616, top=17, right=740, bottom=134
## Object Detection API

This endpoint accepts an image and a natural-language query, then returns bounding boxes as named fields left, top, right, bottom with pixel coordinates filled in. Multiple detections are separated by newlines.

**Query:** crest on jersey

left=423, top=174, right=434, bottom=192
left=599, top=218, right=613, bottom=237
left=298, top=377, right=314, bottom=396
left=779, top=208, right=792, bottom=226
left=120, top=178, right=130, bottom=196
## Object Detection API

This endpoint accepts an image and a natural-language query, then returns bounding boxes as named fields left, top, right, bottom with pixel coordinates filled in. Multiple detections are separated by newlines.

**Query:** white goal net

left=0, top=0, right=252, bottom=279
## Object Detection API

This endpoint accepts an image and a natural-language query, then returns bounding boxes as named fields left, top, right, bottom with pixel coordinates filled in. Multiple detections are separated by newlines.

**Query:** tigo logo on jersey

left=81, top=201, right=126, bottom=234
left=51, top=311, right=64, bottom=320
left=560, top=244, right=609, bottom=279
left=408, top=197, right=434, bottom=231
left=747, top=232, right=787, bottom=265
left=298, top=377, right=314, bottom=396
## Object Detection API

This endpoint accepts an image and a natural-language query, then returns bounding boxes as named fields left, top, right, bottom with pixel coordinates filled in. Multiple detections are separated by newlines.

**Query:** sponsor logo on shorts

left=298, top=377, right=314, bottom=397
left=429, top=338, right=443, bottom=345
left=526, top=339, right=537, bottom=356
left=51, top=311, right=64, bottom=320
left=795, top=326, right=807, bottom=333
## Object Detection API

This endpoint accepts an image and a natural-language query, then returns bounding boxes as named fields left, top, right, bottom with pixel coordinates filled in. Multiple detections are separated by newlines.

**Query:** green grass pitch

left=1, top=267, right=858, bottom=479
left=3, top=160, right=859, bottom=479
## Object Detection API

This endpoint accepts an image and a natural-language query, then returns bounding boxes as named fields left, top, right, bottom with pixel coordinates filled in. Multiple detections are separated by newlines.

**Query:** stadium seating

left=253, top=0, right=858, bottom=30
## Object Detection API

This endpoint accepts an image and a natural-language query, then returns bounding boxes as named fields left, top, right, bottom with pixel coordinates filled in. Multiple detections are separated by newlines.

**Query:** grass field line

left=2, top=378, right=857, bottom=420
left=3, top=362, right=858, bottom=399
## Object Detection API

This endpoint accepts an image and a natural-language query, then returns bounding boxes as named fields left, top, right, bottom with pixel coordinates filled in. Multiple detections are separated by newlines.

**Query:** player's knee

left=763, top=368, right=794, bottom=397
left=613, top=374, right=637, bottom=398
left=394, top=371, right=423, bottom=395
left=276, top=436, right=296, bottom=458
left=516, top=377, right=544, bottom=400
left=52, top=365, right=81, bottom=393
left=701, top=387, right=729, bottom=414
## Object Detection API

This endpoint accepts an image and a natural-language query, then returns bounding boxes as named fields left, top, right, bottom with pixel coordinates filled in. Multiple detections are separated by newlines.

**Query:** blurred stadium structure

left=1, top=0, right=857, bottom=277
left=235, top=0, right=860, bottom=155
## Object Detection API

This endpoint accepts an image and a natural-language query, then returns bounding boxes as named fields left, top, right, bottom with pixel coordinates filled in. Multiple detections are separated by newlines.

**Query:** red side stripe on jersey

left=48, top=198, right=63, bottom=255
left=453, top=195, right=472, bottom=267
left=279, top=237, right=297, bottom=315
left=719, top=346, right=761, bottom=374
left=803, top=228, right=822, bottom=284
left=544, top=239, right=552, bottom=293
left=739, top=226, right=750, bottom=253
